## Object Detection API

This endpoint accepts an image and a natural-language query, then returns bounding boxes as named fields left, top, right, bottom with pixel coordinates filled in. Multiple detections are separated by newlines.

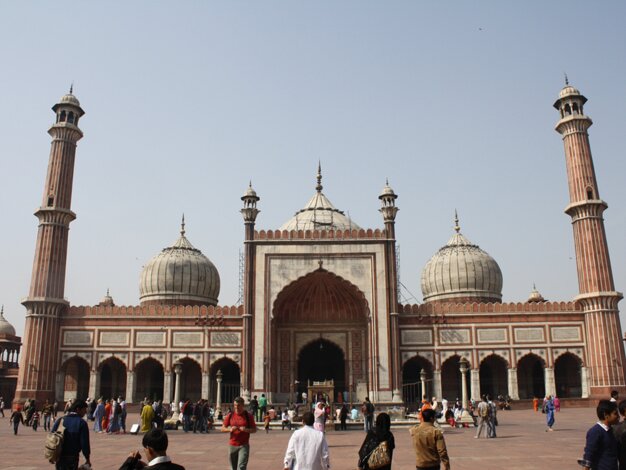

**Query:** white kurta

left=283, top=425, right=330, bottom=470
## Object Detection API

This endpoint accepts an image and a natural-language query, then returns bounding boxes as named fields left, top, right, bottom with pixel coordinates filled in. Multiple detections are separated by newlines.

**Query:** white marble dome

left=139, top=223, right=220, bottom=306
left=0, top=306, right=16, bottom=336
left=59, top=92, right=81, bottom=107
left=421, top=224, right=503, bottom=303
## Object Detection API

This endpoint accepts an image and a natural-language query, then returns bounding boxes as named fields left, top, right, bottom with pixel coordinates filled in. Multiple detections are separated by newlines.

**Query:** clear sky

left=1, top=1, right=625, bottom=338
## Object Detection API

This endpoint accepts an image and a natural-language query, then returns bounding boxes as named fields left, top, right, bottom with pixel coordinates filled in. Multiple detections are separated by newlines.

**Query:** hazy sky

left=1, top=1, right=625, bottom=338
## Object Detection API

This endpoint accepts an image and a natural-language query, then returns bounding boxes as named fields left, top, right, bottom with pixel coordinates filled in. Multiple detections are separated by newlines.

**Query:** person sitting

left=119, top=428, right=185, bottom=469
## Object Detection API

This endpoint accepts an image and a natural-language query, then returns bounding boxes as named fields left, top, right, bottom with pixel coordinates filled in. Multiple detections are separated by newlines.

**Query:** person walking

left=475, top=395, right=490, bottom=439
left=43, top=400, right=54, bottom=432
left=545, top=395, right=556, bottom=431
left=119, top=428, right=185, bottom=470
left=0, top=396, right=5, bottom=418
left=10, top=407, right=23, bottom=435
left=283, top=411, right=330, bottom=470
left=410, top=408, right=450, bottom=470
left=263, top=411, right=271, bottom=434
left=339, top=404, right=348, bottom=431
left=94, top=399, right=105, bottom=433
left=258, top=394, right=268, bottom=422
left=580, top=400, right=619, bottom=470
left=487, top=395, right=497, bottom=438
left=533, top=396, right=539, bottom=412
left=221, top=396, right=257, bottom=470
left=358, top=412, right=395, bottom=470
left=314, top=402, right=326, bottom=433
left=249, top=395, right=259, bottom=422
left=362, top=397, right=374, bottom=433
left=119, top=397, right=127, bottom=434
left=51, top=399, right=91, bottom=470
left=141, top=400, right=155, bottom=433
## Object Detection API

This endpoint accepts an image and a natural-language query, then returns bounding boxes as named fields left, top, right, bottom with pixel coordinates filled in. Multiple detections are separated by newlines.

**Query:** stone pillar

left=172, top=362, right=183, bottom=417
left=581, top=367, right=590, bottom=398
left=433, top=370, right=442, bottom=401
left=544, top=367, right=556, bottom=397
left=202, top=372, right=210, bottom=399
left=125, top=370, right=136, bottom=404
left=460, top=366, right=469, bottom=409
left=507, top=368, right=519, bottom=400
left=88, top=370, right=100, bottom=400
left=215, top=369, right=223, bottom=418
left=55, top=372, right=65, bottom=402
left=163, top=372, right=173, bottom=404
left=470, top=369, right=481, bottom=401
left=420, top=369, right=427, bottom=401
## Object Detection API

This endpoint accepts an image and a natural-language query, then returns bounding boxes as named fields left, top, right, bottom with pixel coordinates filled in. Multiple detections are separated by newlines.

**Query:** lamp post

left=420, top=369, right=427, bottom=402
left=458, top=357, right=474, bottom=424
left=215, top=369, right=223, bottom=419
left=171, top=361, right=183, bottom=420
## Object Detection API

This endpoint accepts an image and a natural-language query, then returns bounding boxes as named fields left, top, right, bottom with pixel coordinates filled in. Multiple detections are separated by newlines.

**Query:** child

left=31, top=411, right=40, bottom=431
left=580, top=400, right=619, bottom=470
left=264, top=412, right=271, bottom=433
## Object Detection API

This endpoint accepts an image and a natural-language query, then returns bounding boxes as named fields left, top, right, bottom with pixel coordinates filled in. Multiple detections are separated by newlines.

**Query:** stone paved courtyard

left=2, top=407, right=595, bottom=469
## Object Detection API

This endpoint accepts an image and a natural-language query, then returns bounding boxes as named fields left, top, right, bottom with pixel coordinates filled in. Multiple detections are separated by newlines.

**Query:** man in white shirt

left=283, top=411, right=330, bottom=470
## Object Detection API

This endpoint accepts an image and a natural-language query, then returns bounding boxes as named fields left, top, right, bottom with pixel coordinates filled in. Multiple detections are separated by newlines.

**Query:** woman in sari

left=313, top=402, right=326, bottom=432
left=545, top=395, right=555, bottom=431
left=140, top=401, right=155, bottom=432
left=93, top=399, right=104, bottom=432
left=358, top=412, right=395, bottom=470
left=102, top=399, right=111, bottom=431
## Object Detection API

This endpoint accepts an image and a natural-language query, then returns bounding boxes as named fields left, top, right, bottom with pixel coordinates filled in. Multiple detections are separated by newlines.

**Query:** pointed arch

left=98, top=357, right=127, bottom=400
left=554, top=352, right=582, bottom=398
left=401, top=355, right=434, bottom=408
left=62, top=355, right=90, bottom=401
left=479, top=354, right=508, bottom=398
left=441, top=354, right=471, bottom=402
left=135, top=357, right=164, bottom=402
left=517, top=353, right=545, bottom=399
left=210, top=357, right=241, bottom=405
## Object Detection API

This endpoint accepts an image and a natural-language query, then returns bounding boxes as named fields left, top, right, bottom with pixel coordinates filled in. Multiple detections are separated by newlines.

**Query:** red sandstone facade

left=12, top=83, right=625, bottom=407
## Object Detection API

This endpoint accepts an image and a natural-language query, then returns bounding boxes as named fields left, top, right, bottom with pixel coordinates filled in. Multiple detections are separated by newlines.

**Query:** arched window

left=68, top=112, right=75, bottom=124
left=564, top=104, right=572, bottom=116
left=586, top=187, right=594, bottom=200
left=572, top=103, right=579, bottom=114
left=60, top=111, right=67, bottom=122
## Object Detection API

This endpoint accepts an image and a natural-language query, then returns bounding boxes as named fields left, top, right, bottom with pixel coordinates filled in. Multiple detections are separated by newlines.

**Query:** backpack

left=226, top=411, right=252, bottom=428
left=44, top=417, right=64, bottom=463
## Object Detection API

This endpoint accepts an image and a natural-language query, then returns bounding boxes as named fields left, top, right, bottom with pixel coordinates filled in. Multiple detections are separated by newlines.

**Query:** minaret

left=15, top=89, right=84, bottom=403
left=379, top=179, right=402, bottom=402
left=240, top=181, right=260, bottom=402
left=554, top=80, right=625, bottom=397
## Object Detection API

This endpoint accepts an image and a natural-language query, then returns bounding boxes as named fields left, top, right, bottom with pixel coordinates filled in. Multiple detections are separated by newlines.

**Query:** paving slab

left=0, top=407, right=598, bottom=469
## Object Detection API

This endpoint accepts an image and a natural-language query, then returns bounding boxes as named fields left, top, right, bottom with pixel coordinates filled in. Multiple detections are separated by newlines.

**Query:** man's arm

left=321, top=435, right=330, bottom=469
left=283, top=433, right=296, bottom=470
left=220, top=414, right=231, bottom=433
left=436, top=430, right=450, bottom=470
left=80, top=419, right=91, bottom=464
left=582, top=426, right=601, bottom=470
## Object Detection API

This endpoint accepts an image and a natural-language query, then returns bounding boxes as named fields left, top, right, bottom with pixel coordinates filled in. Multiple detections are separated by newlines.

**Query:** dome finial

left=180, top=213, right=186, bottom=236
left=454, top=209, right=461, bottom=233
left=316, top=161, right=323, bottom=193
left=69, top=82, right=74, bottom=94
left=564, top=73, right=569, bottom=86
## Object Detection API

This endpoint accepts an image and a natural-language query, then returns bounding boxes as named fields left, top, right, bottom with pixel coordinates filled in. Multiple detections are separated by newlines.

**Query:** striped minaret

left=14, top=89, right=84, bottom=404
left=554, top=80, right=625, bottom=398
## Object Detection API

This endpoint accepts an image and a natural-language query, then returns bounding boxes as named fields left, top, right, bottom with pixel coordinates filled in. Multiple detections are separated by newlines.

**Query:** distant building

left=13, top=82, right=625, bottom=407
left=0, top=306, right=21, bottom=404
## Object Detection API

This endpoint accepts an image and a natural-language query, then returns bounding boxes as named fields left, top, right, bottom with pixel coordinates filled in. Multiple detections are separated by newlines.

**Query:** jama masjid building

left=11, top=82, right=626, bottom=408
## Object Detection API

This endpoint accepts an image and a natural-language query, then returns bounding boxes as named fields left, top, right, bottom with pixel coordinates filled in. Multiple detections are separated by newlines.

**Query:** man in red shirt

left=221, top=397, right=257, bottom=470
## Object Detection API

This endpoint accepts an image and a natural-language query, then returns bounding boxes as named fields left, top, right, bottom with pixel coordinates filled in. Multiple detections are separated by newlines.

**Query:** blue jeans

left=229, top=444, right=250, bottom=470
left=364, top=414, right=373, bottom=432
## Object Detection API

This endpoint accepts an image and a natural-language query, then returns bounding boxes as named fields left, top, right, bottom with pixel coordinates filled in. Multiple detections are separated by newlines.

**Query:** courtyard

left=2, top=406, right=594, bottom=470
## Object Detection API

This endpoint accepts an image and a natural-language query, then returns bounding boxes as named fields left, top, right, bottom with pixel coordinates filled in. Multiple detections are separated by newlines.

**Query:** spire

left=454, top=209, right=461, bottom=233
left=106, top=288, right=110, bottom=296
left=316, top=161, right=323, bottom=193
left=69, top=83, right=74, bottom=94
left=564, top=73, right=569, bottom=86
left=180, top=214, right=186, bottom=237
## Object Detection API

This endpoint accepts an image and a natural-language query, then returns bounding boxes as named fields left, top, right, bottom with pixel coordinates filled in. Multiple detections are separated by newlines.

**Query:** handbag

left=366, top=440, right=391, bottom=469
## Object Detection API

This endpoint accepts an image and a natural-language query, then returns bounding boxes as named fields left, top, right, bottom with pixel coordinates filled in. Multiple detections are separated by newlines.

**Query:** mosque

left=7, top=82, right=626, bottom=408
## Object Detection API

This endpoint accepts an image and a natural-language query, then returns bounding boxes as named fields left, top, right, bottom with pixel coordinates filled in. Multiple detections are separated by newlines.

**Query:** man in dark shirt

left=120, top=428, right=185, bottom=470
left=581, top=400, right=619, bottom=470
left=612, top=400, right=626, bottom=469
left=51, top=398, right=91, bottom=470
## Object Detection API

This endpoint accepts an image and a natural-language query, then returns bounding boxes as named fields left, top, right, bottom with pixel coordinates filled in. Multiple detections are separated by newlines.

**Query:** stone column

left=163, top=372, right=173, bottom=404
left=88, top=370, right=100, bottom=400
left=420, top=369, right=427, bottom=401
left=581, top=367, right=590, bottom=398
left=215, top=369, right=223, bottom=418
left=470, top=369, right=481, bottom=401
left=544, top=367, right=556, bottom=397
left=507, top=368, right=519, bottom=400
left=459, top=361, right=469, bottom=409
left=55, top=372, right=65, bottom=402
left=433, top=370, right=442, bottom=401
left=125, top=370, right=136, bottom=404
left=202, top=372, right=210, bottom=399
left=172, top=362, right=183, bottom=418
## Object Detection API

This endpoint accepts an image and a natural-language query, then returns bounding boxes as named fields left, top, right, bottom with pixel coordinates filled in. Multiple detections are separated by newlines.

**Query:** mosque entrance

left=297, top=339, right=345, bottom=400
left=554, top=353, right=582, bottom=398
left=271, top=267, right=370, bottom=402
left=517, top=354, right=545, bottom=399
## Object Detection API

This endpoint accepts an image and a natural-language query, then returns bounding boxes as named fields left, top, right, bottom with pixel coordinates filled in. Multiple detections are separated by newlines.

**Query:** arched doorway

left=441, top=355, right=471, bottom=402
left=99, top=357, right=127, bottom=400
left=63, top=356, right=90, bottom=400
left=272, top=268, right=369, bottom=402
left=210, top=358, right=241, bottom=405
left=297, top=339, right=345, bottom=399
left=135, top=358, right=164, bottom=402
left=480, top=355, right=508, bottom=398
left=178, top=358, right=202, bottom=402
left=517, top=354, right=545, bottom=399
left=555, top=353, right=582, bottom=398
left=402, top=356, right=434, bottom=410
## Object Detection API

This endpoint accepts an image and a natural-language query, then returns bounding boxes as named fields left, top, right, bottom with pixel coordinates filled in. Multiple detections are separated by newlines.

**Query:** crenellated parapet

left=399, top=300, right=579, bottom=315
left=254, top=228, right=387, bottom=240
left=67, top=304, right=244, bottom=317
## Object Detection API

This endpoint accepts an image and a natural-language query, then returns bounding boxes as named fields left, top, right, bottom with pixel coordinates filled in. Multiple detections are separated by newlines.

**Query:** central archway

left=271, top=268, right=370, bottom=401
left=297, top=339, right=345, bottom=398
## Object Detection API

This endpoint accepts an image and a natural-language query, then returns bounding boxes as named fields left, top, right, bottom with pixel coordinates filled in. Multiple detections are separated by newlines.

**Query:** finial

left=249, top=180, right=253, bottom=189
left=180, top=213, right=186, bottom=236
left=106, top=288, right=110, bottom=296
left=0, top=305, right=3, bottom=315
left=454, top=209, right=461, bottom=233
left=316, top=161, right=323, bottom=193
left=385, top=177, right=389, bottom=186
left=564, top=73, right=569, bottom=86
left=318, top=259, right=324, bottom=269
left=69, top=82, right=74, bottom=94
